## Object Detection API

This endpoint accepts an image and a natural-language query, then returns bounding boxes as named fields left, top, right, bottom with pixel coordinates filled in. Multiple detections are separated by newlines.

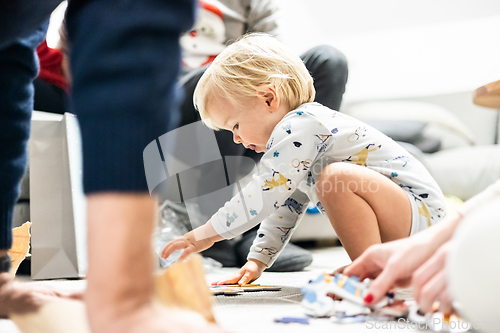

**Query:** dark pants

left=0, top=0, right=59, bottom=249
left=0, top=0, right=195, bottom=249
left=33, top=77, right=70, bottom=114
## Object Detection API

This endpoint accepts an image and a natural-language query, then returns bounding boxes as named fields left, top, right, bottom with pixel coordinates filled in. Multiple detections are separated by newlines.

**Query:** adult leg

left=0, top=28, right=46, bottom=258
left=315, top=162, right=412, bottom=261
left=33, top=77, right=69, bottom=114
left=0, top=0, right=60, bottom=256
left=0, top=0, right=73, bottom=318
left=301, top=45, right=348, bottom=111
left=67, top=0, right=221, bottom=331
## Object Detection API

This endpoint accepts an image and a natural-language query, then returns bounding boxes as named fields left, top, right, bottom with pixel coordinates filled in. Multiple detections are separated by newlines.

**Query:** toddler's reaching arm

left=161, top=220, right=224, bottom=262
left=161, top=221, right=267, bottom=285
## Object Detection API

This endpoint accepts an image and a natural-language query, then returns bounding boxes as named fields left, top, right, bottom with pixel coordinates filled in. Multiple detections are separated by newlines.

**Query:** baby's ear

left=257, top=84, right=279, bottom=110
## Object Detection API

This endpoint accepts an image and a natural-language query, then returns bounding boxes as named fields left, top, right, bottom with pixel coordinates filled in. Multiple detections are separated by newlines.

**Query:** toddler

left=161, top=34, right=446, bottom=285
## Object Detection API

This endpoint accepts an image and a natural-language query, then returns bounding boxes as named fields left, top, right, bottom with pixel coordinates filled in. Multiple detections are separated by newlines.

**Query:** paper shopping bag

left=30, top=111, right=87, bottom=280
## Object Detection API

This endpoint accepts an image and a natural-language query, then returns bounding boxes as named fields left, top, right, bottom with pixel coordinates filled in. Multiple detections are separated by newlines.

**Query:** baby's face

left=206, top=95, right=282, bottom=153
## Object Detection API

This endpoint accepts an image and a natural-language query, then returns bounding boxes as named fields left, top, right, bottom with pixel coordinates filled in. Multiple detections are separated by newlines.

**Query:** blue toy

left=301, top=273, right=389, bottom=317
left=274, top=317, right=310, bottom=324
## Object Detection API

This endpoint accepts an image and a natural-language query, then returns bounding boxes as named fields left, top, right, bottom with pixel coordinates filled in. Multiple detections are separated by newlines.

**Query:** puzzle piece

left=333, top=300, right=370, bottom=317
left=210, top=284, right=281, bottom=295
left=408, top=304, right=471, bottom=332
left=375, top=299, right=409, bottom=318
left=222, top=284, right=281, bottom=291
left=301, top=273, right=388, bottom=317
left=407, top=304, right=427, bottom=325
left=209, top=287, right=244, bottom=295
left=9, top=221, right=32, bottom=276
left=330, top=315, right=367, bottom=324
left=155, top=254, right=216, bottom=323
left=274, top=317, right=309, bottom=324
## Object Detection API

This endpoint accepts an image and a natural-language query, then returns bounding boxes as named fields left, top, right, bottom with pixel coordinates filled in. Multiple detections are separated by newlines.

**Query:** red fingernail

left=364, top=294, right=374, bottom=303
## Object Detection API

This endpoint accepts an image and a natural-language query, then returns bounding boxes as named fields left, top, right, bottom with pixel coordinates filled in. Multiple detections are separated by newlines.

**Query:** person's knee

left=303, top=45, right=348, bottom=110
left=306, top=45, right=348, bottom=78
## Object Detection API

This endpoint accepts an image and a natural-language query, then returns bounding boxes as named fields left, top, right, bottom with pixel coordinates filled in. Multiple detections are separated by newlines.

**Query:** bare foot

left=90, top=303, right=228, bottom=333
left=0, top=273, right=83, bottom=318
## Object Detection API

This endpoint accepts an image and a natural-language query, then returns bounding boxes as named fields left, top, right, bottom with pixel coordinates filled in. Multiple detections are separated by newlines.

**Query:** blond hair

left=193, top=33, right=315, bottom=129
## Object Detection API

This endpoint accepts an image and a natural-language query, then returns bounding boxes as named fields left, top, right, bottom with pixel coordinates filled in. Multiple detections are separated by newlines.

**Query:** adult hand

left=344, top=236, right=438, bottom=305
left=0, top=273, right=84, bottom=318
left=345, top=213, right=463, bottom=305
left=212, top=259, right=267, bottom=286
left=411, top=241, right=453, bottom=314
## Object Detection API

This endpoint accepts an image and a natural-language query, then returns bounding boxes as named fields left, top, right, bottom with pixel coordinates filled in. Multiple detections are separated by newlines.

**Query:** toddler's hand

left=212, top=259, right=267, bottom=286
left=161, top=230, right=215, bottom=262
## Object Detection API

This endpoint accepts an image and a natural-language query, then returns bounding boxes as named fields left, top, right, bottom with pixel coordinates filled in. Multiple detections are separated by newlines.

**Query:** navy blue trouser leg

left=1, top=0, right=196, bottom=248
left=0, top=0, right=61, bottom=249
left=67, top=0, right=196, bottom=194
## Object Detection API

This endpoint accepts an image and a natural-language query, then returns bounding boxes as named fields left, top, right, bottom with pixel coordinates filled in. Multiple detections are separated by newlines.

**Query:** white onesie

left=210, top=102, right=446, bottom=267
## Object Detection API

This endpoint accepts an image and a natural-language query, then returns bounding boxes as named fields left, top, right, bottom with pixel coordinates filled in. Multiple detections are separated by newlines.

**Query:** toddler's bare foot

left=0, top=273, right=83, bottom=318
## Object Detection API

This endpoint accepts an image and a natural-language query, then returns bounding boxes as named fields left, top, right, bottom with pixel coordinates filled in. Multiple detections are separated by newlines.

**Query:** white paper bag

left=30, top=111, right=87, bottom=280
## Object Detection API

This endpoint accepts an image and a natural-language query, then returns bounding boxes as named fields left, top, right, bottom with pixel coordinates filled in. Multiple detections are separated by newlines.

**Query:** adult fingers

left=67, top=290, right=85, bottom=301
left=416, top=269, right=447, bottom=313
left=331, top=265, right=348, bottom=276
left=412, top=245, right=447, bottom=304
left=344, top=249, right=376, bottom=280
left=364, top=260, right=401, bottom=305
left=42, top=286, right=84, bottom=300
left=9, top=292, right=55, bottom=315
left=438, top=289, right=453, bottom=315
left=345, top=244, right=388, bottom=280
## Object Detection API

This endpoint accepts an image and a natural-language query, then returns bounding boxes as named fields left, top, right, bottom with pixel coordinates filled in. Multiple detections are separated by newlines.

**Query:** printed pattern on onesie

left=210, top=102, right=446, bottom=267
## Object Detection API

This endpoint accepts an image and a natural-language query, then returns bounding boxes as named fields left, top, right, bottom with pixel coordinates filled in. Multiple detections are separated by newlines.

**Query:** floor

left=0, top=245, right=421, bottom=333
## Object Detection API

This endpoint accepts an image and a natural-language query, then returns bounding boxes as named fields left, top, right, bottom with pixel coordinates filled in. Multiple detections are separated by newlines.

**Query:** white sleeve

left=210, top=112, right=333, bottom=239
left=247, top=190, right=309, bottom=266
left=457, top=180, right=500, bottom=217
